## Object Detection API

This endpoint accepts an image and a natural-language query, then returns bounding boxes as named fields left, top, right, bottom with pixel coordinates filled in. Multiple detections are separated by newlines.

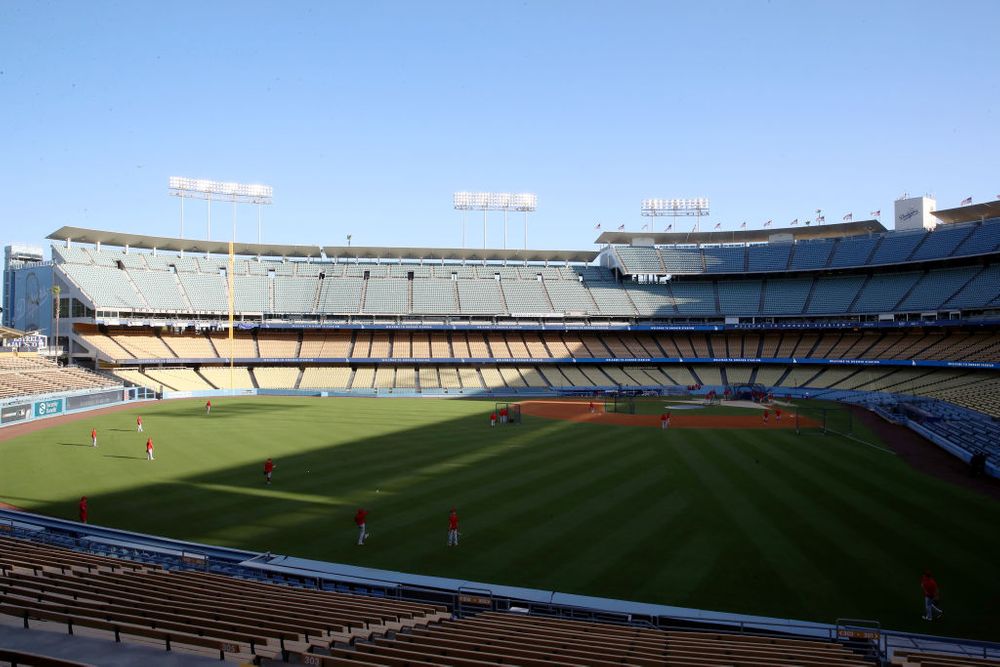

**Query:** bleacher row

left=0, top=534, right=877, bottom=666
left=52, top=245, right=1000, bottom=317
left=80, top=327, right=1000, bottom=363
left=0, top=355, right=120, bottom=400
left=111, top=364, right=1000, bottom=418
left=614, top=217, right=1000, bottom=275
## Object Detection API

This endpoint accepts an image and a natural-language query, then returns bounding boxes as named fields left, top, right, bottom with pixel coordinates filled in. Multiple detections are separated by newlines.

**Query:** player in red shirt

left=921, top=571, right=943, bottom=620
left=355, top=508, right=369, bottom=545
left=588, top=401, right=595, bottom=414
left=490, top=412, right=497, bottom=427
left=500, top=407, right=508, bottom=424
left=762, top=410, right=769, bottom=423
left=145, top=437, right=155, bottom=461
left=91, top=428, right=97, bottom=448
left=661, top=413, right=670, bottom=430
left=205, top=400, right=212, bottom=415
left=136, top=416, right=143, bottom=432
left=263, top=458, right=275, bottom=485
left=775, top=408, right=782, bottom=423
left=447, top=507, right=460, bottom=546
left=78, top=496, right=88, bottom=523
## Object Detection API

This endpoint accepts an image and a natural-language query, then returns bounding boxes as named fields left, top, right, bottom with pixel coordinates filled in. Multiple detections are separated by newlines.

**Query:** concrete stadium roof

left=933, top=201, right=1000, bottom=225
left=46, top=227, right=598, bottom=263
left=594, top=219, right=886, bottom=245
left=47, top=226, right=324, bottom=258
left=0, top=325, right=27, bottom=338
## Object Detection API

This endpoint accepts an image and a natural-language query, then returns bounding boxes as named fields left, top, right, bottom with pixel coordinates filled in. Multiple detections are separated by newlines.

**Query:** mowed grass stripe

left=797, top=433, right=1000, bottom=546
left=706, top=433, right=908, bottom=619
left=669, top=429, right=848, bottom=618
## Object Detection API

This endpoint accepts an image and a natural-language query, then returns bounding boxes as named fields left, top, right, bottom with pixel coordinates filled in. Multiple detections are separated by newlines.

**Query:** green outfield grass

left=1, top=396, right=998, bottom=640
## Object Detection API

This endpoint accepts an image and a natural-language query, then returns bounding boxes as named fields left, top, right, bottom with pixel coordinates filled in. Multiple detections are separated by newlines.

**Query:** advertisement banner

left=33, top=398, right=64, bottom=418
left=66, top=390, right=124, bottom=411
left=1, top=404, right=30, bottom=424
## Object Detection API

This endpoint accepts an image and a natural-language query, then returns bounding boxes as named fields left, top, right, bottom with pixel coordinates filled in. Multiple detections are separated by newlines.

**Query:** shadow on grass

left=57, top=442, right=94, bottom=448
left=102, top=454, right=146, bottom=460
left=140, top=402, right=314, bottom=420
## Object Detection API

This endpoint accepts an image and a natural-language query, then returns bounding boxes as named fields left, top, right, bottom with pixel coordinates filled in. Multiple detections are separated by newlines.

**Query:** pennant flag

left=961, top=196, right=973, bottom=205
left=617, top=224, right=625, bottom=231
left=843, top=213, right=853, bottom=222
left=790, top=218, right=799, bottom=226
left=870, top=210, right=880, bottom=218
left=740, top=221, right=747, bottom=229
left=763, top=219, right=772, bottom=227
left=817, top=215, right=825, bottom=223
left=594, top=223, right=601, bottom=230
left=665, top=224, right=673, bottom=231
left=714, top=222, right=722, bottom=230
left=642, top=223, right=649, bottom=230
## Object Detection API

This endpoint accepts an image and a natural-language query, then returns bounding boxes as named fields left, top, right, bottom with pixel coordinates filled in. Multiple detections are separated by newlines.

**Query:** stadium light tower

left=168, top=177, right=273, bottom=244
left=168, top=177, right=273, bottom=394
left=641, top=198, right=710, bottom=232
left=453, top=192, right=538, bottom=249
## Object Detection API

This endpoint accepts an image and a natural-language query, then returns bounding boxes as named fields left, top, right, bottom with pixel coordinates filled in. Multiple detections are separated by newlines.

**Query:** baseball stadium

left=1, top=195, right=998, bottom=665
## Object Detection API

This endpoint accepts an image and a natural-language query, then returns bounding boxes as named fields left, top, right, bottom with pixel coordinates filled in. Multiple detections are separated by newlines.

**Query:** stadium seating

left=702, top=246, right=745, bottom=272
left=253, top=366, right=301, bottom=389
left=852, top=273, right=921, bottom=313
left=363, top=279, right=409, bottom=315
left=0, top=355, right=119, bottom=399
left=870, top=230, right=925, bottom=265
left=790, top=239, right=834, bottom=269
left=0, top=534, right=447, bottom=664
left=412, top=279, right=458, bottom=314
left=659, top=246, right=705, bottom=273
left=614, top=246, right=663, bottom=273
left=762, top=278, right=812, bottom=315
left=747, top=242, right=793, bottom=272
left=829, top=236, right=879, bottom=267
left=309, top=610, right=872, bottom=667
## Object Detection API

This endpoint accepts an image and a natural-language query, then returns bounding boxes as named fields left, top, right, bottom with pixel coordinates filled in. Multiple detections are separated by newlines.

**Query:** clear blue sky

left=1, top=0, right=998, bottom=253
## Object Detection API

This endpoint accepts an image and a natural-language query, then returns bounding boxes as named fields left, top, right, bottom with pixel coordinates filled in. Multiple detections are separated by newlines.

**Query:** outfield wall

left=0, top=385, right=153, bottom=429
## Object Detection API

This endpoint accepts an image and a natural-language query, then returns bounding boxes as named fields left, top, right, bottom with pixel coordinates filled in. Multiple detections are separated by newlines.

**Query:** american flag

left=594, top=223, right=601, bottom=230
left=816, top=215, right=825, bottom=223
left=763, top=219, right=772, bottom=227
left=790, top=218, right=799, bottom=226
left=617, top=224, right=625, bottom=231
left=740, top=221, right=747, bottom=229
left=714, top=222, right=721, bottom=230
left=870, top=210, right=881, bottom=218
left=961, top=196, right=973, bottom=206
left=843, top=213, right=853, bottom=222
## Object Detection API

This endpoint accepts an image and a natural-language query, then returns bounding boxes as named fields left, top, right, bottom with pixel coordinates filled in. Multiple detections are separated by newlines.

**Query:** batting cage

left=493, top=402, right=521, bottom=424
left=603, top=394, right=636, bottom=414
left=729, top=382, right=766, bottom=402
